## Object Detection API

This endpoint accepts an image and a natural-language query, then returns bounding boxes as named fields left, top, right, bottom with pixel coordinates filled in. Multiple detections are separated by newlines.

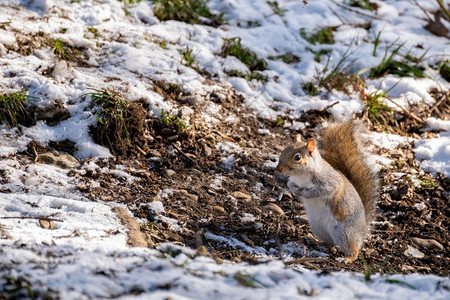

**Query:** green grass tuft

left=0, top=90, right=36, bottom=128
left=364, top=89, right=400, bottom=132
left=179, top=46, right=196, bottom=67
left=225, top=69, right=268, bottom=82
left=118, top=0, right=142, bottom=4
left=234, top=272, right=257, bottom=288
left=161, top=109, right=187, bottom=133
left=221, top=37, right=267, bottom=72
left=347, top=0, right=376, bottom=11
left=438, top=60, right=449, bottom=82
left=1, top=275, right=36, bottom=299
left=370, top=42, right=426, bottom=78
left=268, top=53, right=300, bottom=64
left=267, top=1, right=287, bottom=16
left=51, top=38, right=84, bottom=61
left=152, top=0, right=223, bottom=26
left=300, top=27, right=335, bottom=45
left=52, top=39, right=70, bottom=60
left=86, top=89, right=131, bottom=141
left=302, top=82, right=319, bottom=96
left=312, top=48, right=332, bottom=63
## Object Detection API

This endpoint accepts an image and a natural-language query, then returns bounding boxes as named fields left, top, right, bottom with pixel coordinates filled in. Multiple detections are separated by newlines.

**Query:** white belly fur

left=303, top=197, right=336, bottom=244
left=288, top=175, right=336, bottom=244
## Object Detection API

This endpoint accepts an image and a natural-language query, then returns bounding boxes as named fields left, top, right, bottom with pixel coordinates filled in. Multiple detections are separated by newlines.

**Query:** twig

left=32, top=144, right=39, bottom=163
left=411, top=0, right=433, bottom=22
left=436, top=0, right=450, bottom=21
left=135, top=145, right=147, bottom=156
left=330, top=0, right=386, bottom=21
left=384, top=96, right=425, bottom=124
left=276, top=223, right=284, bottom=260
left=329, top=6, right=347, bottom=25
left=320, top=101, right=339, bottom=113
left=213, top=130, right=237, bottom=143
left=284, top=256, right=328, bottom=266
left=0, top=216, right=63, bottom=222
left=171, top=143, right=194, bottom=162
left=431, top=91, right=449, bottom=113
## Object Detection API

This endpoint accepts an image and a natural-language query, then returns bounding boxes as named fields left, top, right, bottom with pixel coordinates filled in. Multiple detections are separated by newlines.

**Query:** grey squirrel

left=276, top=121, right=379, bottom=263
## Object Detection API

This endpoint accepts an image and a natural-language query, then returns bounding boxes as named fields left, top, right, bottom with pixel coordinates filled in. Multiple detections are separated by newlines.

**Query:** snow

left=0, top=0, right=449, bottom=298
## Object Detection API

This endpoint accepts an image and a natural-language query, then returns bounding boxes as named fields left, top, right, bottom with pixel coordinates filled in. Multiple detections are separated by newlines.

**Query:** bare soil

left=20, top=83, right=450, bottom=277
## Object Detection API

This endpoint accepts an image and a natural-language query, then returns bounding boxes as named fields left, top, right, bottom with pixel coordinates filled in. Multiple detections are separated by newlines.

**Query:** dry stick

left=329, top=6, right=347, bottom=25
left=329, top=10, right=372, bottom=29
left=276, top=223, right=284, bottom=260
left=436, top=0, right=450, bottom=21
left=135, top=145, right=147, bottom=156
left=384, top=96, right=425, bottom=124
left=0, top=216, right=63, bottom=222
left=284, top=256, right=328, bottom=266
left=213, top=130, right=237, bottom=143
left=431, top=92, right=449, bottom=113
left=320, top=101, right=339, bottom=113
left=411, top=0, right=433, bottom=22
left=329, top=0, right=386, bottom=21
left=171, top=143, right=194, bottom=162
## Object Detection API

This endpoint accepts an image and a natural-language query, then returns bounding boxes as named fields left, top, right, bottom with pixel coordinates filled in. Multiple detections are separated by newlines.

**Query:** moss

left=221, top=37, right=267, bottom=72
left=152, top=0, right=223, bottom=26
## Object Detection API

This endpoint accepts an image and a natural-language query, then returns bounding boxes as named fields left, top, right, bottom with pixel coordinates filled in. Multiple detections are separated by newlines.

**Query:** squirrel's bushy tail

left=318, top=121, right=379, bottom=225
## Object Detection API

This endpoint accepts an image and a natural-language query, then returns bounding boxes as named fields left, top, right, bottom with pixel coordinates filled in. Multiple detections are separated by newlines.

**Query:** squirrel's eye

left=293, top=154, right=302, bottom=162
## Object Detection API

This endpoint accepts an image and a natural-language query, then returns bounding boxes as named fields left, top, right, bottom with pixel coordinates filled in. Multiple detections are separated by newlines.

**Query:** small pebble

left=212, top=205, right=225, bottom=214
left=262, top=203, right=284, bottom=215
left=165, top=169, right=176, bottom=177
left=411, top=237, right=444, bottom=251
left=404, top=245, right=425, bottom=258
left=232, top=191, right=251, bottom=201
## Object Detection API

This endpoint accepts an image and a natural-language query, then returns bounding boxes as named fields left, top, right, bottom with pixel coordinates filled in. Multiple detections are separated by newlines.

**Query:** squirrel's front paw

left=335, top=256, right=357, bottom=264
left=287, top=181, right=304, bottom=196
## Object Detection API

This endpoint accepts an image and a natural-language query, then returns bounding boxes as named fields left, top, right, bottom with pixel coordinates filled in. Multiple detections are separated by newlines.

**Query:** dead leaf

left=39, top=219, right=55, bottom=230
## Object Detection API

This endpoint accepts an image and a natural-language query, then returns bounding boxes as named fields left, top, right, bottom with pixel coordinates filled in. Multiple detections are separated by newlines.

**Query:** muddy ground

left=20, top=84, right=449, bottom=277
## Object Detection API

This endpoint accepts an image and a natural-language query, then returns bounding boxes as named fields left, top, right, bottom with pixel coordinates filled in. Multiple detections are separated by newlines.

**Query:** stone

left=401, top=264, right=416, bottom=272
left=203, top=144, right=212, bottom=156
left=179, top=189, right=198, bottom=201
left=411, top=237, right=444, bottom=251
left=232, top=191, right=251, bottom=201
left=212, top=205, right=225, bottom=214
left=148, top=149, right=162, bottom=158
left=36, top=151, right=80, bottom=169
left=161, top=128, right=175, bottom=136
left=262, top=203, right=284, bottom=215
left=404, top=245, right=425, bottom=258
left=165, top=169, right=176, bottom=177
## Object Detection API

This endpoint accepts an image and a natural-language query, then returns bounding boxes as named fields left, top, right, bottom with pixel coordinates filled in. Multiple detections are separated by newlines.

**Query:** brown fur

left=318, top=121, right=379, bottom=225
left=332, top=183, right=347, bottom=222
left=344, top=239, right=360, bottom=262
left=276, top=140, right=310, bottom=172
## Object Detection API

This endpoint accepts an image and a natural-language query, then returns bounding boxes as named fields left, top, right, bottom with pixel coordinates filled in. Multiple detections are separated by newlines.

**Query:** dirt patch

left=112, top=207, right=151, bottom=247
left=24, top=82, right=449, bottom=277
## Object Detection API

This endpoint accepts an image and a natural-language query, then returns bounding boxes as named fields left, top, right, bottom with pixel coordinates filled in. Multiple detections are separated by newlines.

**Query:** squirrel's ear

left=306, top=138, right=316, bottom=155
left=295, top=134, right=302, bottom=143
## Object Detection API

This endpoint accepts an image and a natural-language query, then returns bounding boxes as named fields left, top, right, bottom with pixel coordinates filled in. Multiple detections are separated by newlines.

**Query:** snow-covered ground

left=0, top=0, right=449, bottom=299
